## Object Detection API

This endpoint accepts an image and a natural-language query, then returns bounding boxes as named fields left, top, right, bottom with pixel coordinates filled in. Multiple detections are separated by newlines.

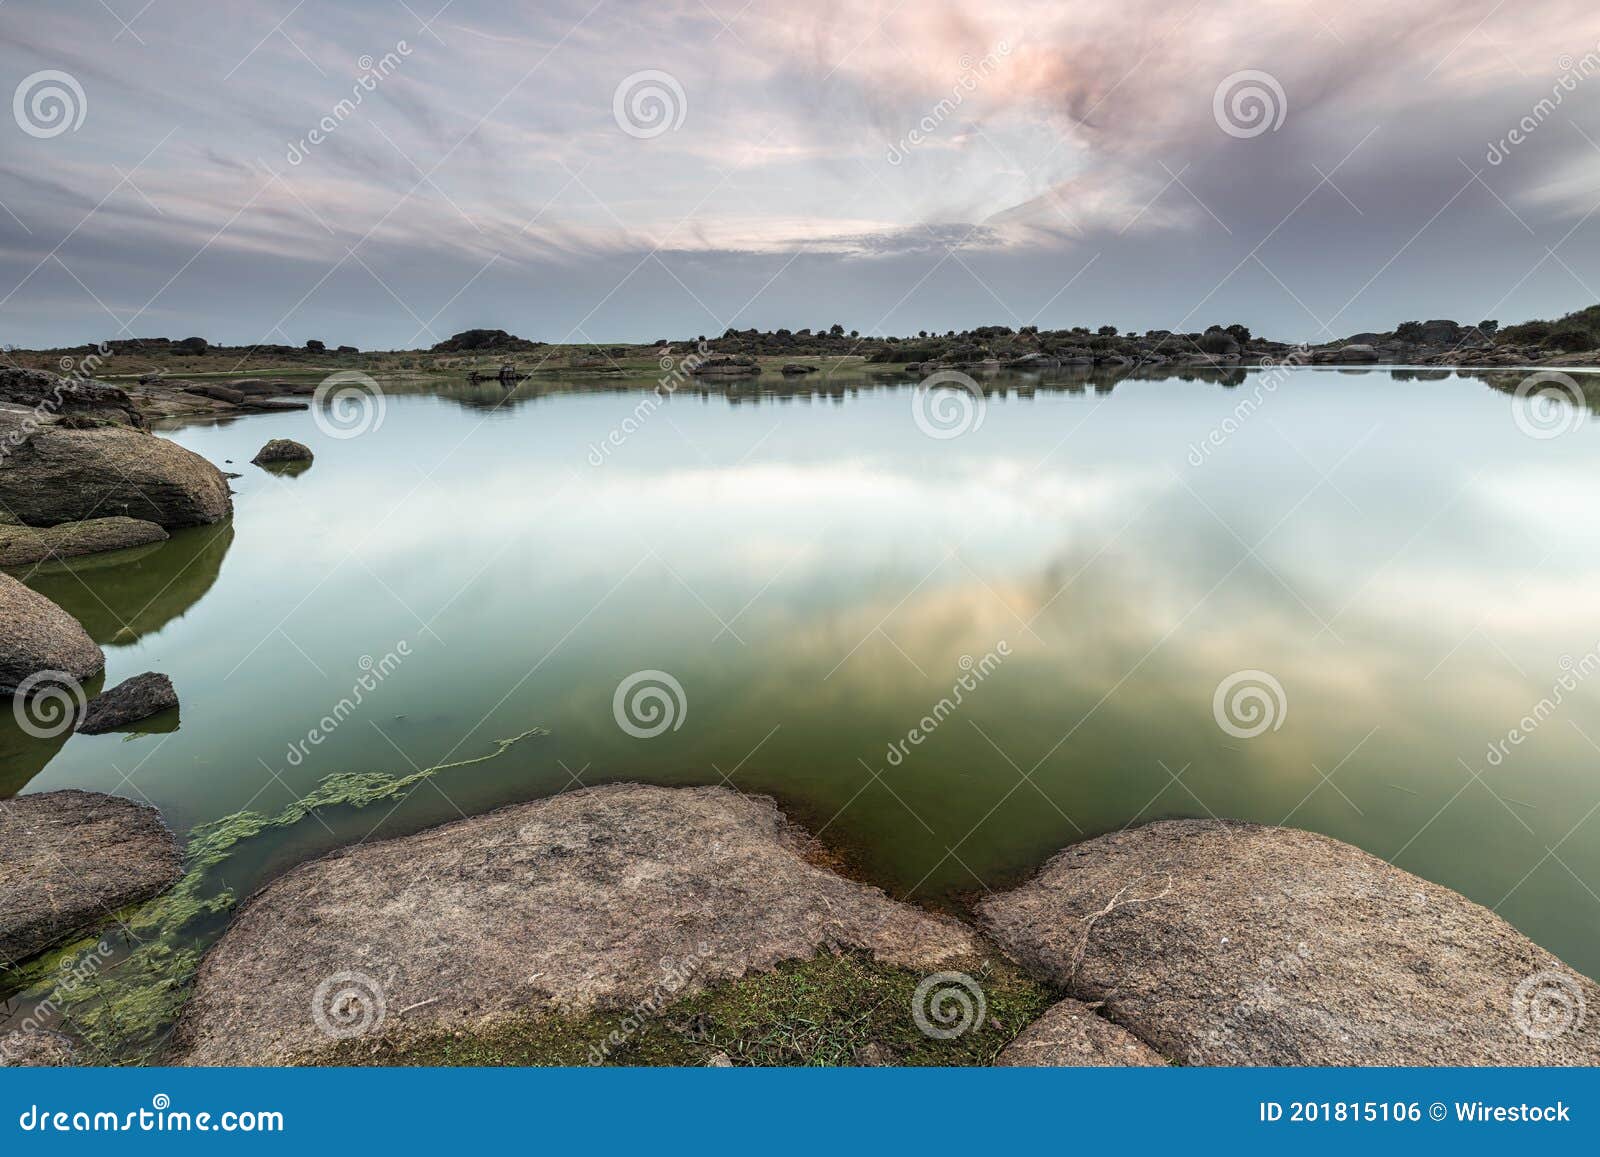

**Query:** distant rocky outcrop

left=430, top=329, right=546, bottom=354
left=0, top=790, right=182, bottom=965
left=170, top=784, right=978, bottom=1065
left=0, top=572, right=104, bottom=693
left=0, top=517, right=168, bottom=567
left=690, top=354, right=760, bottom=377
left=76, top=672, right=178, bottom=734
left=980, top=820, right=1600, bottom=1066
left=0, top=415, right=232, bottom=529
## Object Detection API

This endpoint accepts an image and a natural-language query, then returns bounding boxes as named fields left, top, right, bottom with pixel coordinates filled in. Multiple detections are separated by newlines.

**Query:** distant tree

left=1097, top=325, right=1117, bottom=337
left=1225, top=323, right=1252, bottom=344
left=176, top=336, right=208, bottom=353
left=849, top=330, right=859, bottom=339
left=829, top=323, right=844, bottom=336
left=336, top=344, right=359, bottom=354
left=1395, top=320, right=1424, bottom=342
left=1544, top=321, right=1598, bottom=352
left=1478, top=319, right=1499, bottom=335
left=305, top=339, right=325, bottom=352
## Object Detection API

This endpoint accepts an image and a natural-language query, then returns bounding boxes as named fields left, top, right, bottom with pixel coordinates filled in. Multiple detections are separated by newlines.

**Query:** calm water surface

left=6, top=368, right=1600, bottom=978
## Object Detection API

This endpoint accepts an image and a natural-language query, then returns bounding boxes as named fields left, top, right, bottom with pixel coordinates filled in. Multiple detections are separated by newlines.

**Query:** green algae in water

left=4, top=727, right=548, bottom=1064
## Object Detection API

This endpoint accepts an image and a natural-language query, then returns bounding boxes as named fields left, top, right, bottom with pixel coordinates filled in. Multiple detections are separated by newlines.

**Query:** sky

left=0, top=0, right=1597, bottom=349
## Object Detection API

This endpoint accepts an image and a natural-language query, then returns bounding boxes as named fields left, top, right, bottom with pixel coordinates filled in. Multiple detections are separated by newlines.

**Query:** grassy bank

left=314, top=951, right=1056, bottom=1067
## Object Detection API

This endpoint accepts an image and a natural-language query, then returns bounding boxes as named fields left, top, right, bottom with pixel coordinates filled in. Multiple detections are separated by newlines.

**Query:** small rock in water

left=77, top=671, right=179, bottom=734
left=251, top=439, right=314, bottom=467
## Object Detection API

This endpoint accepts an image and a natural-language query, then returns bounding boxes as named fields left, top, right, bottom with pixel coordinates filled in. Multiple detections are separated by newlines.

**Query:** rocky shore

left=138, top=786, right=1597, bottom=1068
left=0, top=790, right=182, bottom=965
left=1, top=369, right=232, bottom=703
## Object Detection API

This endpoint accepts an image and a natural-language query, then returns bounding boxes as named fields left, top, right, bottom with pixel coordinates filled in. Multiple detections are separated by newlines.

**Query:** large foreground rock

left=0, top=417, right=231, bottom=528
left=996, top=999, right=1167, bottom=1067
left=0, top=516, right=168, bottom=567
left=0, top=790, right=182, bottom=965
left=980, top=820, right=1600, bottom=1065
left=0, top=368, right=145, bottom=429
left=171, top=784, right=979, bottom=1065
left=0, top=573, right=104, bottom=693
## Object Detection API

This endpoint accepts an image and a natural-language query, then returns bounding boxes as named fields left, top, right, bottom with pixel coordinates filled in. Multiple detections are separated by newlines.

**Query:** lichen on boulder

left=980, top=819, right=1600, bottom=1066
left=170, top=784, right=979, bottom=1065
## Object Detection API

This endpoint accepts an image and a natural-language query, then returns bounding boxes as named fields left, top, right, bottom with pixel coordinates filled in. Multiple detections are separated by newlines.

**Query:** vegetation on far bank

left=7, top=300, right=1600, bottom=383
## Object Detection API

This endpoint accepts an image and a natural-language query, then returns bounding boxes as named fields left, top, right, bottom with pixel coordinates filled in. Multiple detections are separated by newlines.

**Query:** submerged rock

left=0, top=516, right=168, bottom=567
left=250, top=438, right=313, bottom=467
left=76, top=672, right=178, bottom=734
left=980, top=820, right=1600, bottom=1066
left=0, top=417, right=232, bottom=528
left=0, top=572, right=104, bottom=693
left=996, top=999, right=1167, bottom=1067
left=170, top=784, right=978, bottom=1065
left=0, top=790, right=182, bottom=965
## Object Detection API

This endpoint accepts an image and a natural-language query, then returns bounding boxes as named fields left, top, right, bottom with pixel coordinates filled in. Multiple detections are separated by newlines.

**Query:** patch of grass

left=317, top=951, right=1056, bottom=1067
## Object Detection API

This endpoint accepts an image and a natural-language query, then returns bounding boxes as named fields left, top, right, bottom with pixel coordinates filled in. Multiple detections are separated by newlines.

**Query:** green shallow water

left=5, top=367, right=1600, bottom=1017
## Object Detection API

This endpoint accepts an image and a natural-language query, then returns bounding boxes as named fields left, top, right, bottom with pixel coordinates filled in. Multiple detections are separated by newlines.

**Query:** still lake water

left=6, top=368, right=1600, bottom=979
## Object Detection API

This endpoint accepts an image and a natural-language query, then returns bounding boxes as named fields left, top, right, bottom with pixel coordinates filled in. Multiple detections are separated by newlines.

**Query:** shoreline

left=5, top=783, right=1596, bottom=1068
